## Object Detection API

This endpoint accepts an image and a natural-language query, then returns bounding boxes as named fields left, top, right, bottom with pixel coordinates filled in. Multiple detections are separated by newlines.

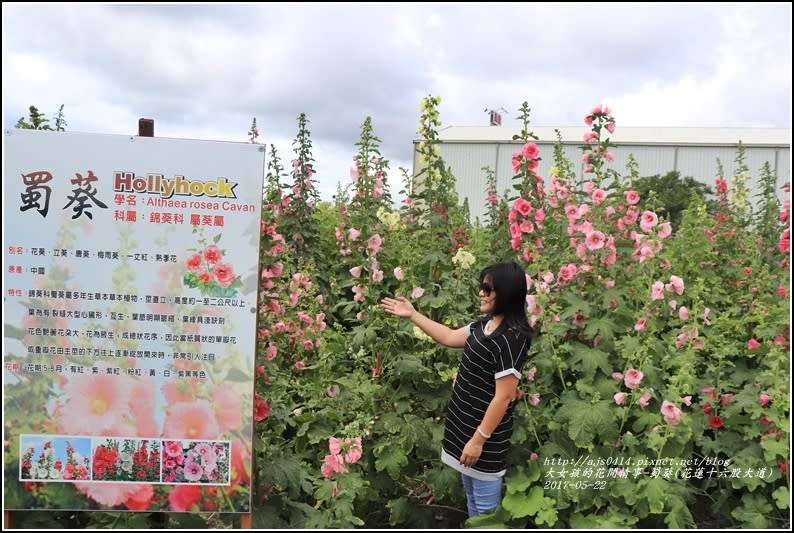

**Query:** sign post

left=3, top=129, right=264, bottom=515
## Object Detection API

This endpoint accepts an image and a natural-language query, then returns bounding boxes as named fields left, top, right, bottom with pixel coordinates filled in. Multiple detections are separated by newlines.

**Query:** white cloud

left=3, top=3, right=790, bottom=199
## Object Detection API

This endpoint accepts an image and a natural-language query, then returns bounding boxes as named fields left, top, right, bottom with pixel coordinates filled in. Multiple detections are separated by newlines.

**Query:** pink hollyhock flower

left=708, top=416, right=723, bottom=430
left=612, top=372, right=624, bottom=381
left=657, top=222, right=672, bottom=239
left=651, top=281, right=665, bottom=301
left=683, top=395, right=692, bottom=406
left=329, top=437, right=342, bottom=455
left=529, top=393, right=541, bottom=406
left=348, top=228, right=361, bottom=241
left=639, top=390, right=652, bottom=408
left=411, top=287, right=425, bottom=299
left=394, top=267, right=405, bottom=280
left=585, top=230, right=606, bottom=250
left=527, top=367, right=537, bottom=381
left=513, top=198, right=533, bottom=217
left=624, top=190, right=640, bottom=205
left=344, top=438, right=363, bottom=464
left=634, top=318, right=647, bottom=331
left=614, top=392, right=626, bottom=405
left=666, top=275, right=685, bottom=295
left=759, top=393, right=770, bottom=406
left=747, top=339, right=761, bottom=349
left=522, top=142, right=540, bottom=160
left=624, top=368, right=644, bottom=389
left=367, top=234, right=383, bottom=254
left=661, top=400, right=682, bottom=426
left=639, top=211, right=659, bottom=233
left=254, top=398, right=270, bottom=421
left=350, top=266, right=362, bottom=278
left=678, top=306, right=689, bottom=320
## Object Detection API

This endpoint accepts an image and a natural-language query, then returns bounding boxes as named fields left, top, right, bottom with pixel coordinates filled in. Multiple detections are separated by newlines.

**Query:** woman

left=381, top=261, right=533, bottom=517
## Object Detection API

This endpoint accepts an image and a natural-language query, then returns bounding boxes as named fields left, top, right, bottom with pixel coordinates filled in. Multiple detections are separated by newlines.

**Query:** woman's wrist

left=476, top=426, right=491, bottom=439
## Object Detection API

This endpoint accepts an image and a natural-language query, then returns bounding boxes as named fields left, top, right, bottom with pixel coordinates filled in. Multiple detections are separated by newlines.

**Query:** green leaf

left=534, top=500, right=558, bottom=527
left=392, top=355, right=430, bottom=379
left=502, top=484, right=542, bottom=518
left=561, top=293, right=592, bottom=315
left=731, top=493, right=773, bottom=528
left=569, top=347, right=611, bottom=377
left=772, top=486, right=789, bottom=510
left=425, top=463, right=461, bottom=499
left=374, top=446, right=408, bottom=479
left=760, top=435, right=788, bottom=462
left=565, top=400, right=618, bottom=448
left=464, top=505, right=512, bottom=528
left=584, top=317, right=617, bottom=343
left=387, top=497, right=411, bottom=526
left=664, top=496, right=695, bottom=528
left=643, top=477, right=668, bottom=514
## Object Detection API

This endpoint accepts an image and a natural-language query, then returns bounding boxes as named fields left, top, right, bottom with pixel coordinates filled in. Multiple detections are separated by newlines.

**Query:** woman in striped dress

left=382, top=261, right=533, bottom=517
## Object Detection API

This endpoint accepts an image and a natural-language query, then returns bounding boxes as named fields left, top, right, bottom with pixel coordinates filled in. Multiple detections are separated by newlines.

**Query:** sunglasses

left=479, top=282, right=494, bottom=296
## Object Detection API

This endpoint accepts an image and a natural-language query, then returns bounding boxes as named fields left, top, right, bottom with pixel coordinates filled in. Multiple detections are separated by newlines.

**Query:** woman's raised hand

left=381, top=296, right=415, bottom=319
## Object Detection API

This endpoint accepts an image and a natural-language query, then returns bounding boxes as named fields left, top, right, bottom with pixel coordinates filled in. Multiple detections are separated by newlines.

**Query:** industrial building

left=414, top=125, right=790, bottom=224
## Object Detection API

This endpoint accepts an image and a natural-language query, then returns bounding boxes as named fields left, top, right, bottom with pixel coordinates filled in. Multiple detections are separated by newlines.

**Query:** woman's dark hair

left=479, top=261, right=534, bottom=341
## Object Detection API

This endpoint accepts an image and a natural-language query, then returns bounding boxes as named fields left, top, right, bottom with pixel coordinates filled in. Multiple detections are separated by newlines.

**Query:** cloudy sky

left=3, top=3, right=791, bottom=199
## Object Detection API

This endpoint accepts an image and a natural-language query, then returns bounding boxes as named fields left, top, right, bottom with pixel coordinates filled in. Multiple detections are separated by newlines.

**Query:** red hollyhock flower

left=709, top=415, right=723, bottom=429
left=702, top=404, right=713, bottom=414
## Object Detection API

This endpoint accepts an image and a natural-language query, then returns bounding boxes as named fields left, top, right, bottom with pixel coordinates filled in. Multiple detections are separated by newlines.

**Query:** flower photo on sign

left=182, top=229, right=242, bottom=298
left=162, top=440, right=230, bottom=484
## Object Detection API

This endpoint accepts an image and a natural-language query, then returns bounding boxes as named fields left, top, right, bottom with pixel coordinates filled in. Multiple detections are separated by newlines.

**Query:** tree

left=15, top=105, right=67, bottom=131
left=633, top=171, right=714, bottom=230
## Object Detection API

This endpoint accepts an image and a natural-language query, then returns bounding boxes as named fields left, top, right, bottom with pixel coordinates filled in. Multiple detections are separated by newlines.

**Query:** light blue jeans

left=461, top=473, right=503, bottom=517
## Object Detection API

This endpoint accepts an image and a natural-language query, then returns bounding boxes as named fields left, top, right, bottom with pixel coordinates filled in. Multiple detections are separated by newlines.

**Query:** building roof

left=434, top=126, right=791, bottom=147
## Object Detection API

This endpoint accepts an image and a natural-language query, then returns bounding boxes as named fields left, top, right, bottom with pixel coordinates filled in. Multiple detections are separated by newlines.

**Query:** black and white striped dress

left=441, top=318, right=529, bottom=480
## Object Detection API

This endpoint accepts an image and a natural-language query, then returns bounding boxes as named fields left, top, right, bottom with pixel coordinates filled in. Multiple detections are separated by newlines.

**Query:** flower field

left=6, top=98, right=789, bottom=528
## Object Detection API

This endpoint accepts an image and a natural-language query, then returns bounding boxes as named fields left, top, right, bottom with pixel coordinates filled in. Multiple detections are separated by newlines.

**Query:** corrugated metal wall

left=440, top=141, right=790, bottom=223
